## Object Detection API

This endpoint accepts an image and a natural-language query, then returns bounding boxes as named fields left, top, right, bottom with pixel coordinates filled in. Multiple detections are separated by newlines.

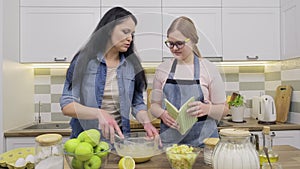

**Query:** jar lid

left=219, top=128, right=250, bottom=137
left=35, top=134, right=62, bottom=146
left=203, top=138, right=220, bottom=146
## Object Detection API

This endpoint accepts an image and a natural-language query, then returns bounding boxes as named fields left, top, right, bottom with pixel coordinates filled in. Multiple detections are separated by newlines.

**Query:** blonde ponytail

left=193, top=45, right=202, bottom=58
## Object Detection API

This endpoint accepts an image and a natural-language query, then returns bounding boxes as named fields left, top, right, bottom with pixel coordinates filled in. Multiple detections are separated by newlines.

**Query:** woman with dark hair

left=60, top=7, right=158, bottom=141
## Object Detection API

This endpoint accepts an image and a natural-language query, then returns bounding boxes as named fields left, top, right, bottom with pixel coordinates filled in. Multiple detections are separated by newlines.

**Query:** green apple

left=94, top=141, right=110, bottom=158
left=77, top=131, right=88, bottom=142
left=83, top=155, right=102, bottom=169
left=64, top=138, right=81, bottom=154
left=78, top=129, right=100, bottom=147
left=75, top=142, right=94, bottom=161
left=71, top=157, right=84, bottom=169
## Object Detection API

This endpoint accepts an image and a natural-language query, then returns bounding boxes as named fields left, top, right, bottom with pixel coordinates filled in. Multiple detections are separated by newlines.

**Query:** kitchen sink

left=23, top=122, right=70, bottom=130
left=217, top=120, right=232, bottom=127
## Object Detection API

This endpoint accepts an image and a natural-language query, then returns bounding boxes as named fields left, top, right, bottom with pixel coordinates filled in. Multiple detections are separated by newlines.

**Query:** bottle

left=259, top=126, right=279, bottom=165
left=35, top=133, right=64, bottom=169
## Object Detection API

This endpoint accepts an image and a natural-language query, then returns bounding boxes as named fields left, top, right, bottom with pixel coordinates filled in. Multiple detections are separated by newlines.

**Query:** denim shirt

left=60, top=52, right=147, bottom=138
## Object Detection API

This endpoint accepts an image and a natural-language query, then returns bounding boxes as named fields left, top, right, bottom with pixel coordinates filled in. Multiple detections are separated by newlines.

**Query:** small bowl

left=165, top=144, right=201, bottom=169
left=64, top=143, right=111, bottom=169
left=113, top=132, right=163, bottom=163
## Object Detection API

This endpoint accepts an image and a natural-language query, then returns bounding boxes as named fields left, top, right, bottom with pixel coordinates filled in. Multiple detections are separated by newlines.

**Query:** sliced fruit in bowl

left=165, top=144, right=201, bottom=169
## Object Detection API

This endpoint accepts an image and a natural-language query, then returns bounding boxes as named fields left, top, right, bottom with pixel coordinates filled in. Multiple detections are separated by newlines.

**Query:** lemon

left=118, top=156, right=135, bottom=169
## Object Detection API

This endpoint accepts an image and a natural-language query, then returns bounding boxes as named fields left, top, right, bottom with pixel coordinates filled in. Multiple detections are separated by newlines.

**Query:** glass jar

left=212, top=128, right=260, bottom=169
left=203, top=138, right=219, bottom=165
left=35, top=133, right=64, bottom=169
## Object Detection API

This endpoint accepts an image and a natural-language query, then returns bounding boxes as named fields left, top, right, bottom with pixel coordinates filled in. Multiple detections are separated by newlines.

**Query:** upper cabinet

left=281, top=0, right=300, bottom=60
left=162, top=0, right=222, bottom=60
left=102, top=0, right=162, bottom=62
left=102, top=0, right=161, bottom=7
left=162, top=8, right=222, bottom=60
left=222, top=0, right=280, bottom=8
left=19, top=0, right=287, bottom=63
left=20, top=0, right=100, bottom=63
left=222, top=0, right=280, bottom=61
left=162, top=0, right=221, bottom=7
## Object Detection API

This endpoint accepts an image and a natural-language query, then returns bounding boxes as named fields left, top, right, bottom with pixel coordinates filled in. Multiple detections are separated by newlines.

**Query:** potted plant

left=228, top=93, right=245, bottom=122
left=228, top=93, right=244, bottom=108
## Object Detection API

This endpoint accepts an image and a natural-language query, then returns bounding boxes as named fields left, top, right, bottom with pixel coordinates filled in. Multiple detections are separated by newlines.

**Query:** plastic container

left=35, top=133, right=64, bottom=169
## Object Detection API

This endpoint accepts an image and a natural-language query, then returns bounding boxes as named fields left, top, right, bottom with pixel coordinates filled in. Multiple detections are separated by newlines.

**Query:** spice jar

left=212, top=128, right=260, bottom=169
left=203, top=137, right=219, bottom=165
left=35, top=133, right=64, bottom=169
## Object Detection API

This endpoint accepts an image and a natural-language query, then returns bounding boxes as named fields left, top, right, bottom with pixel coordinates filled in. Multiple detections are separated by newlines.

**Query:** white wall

left=0, top=0, right=4, bottom=153
left=2, top=0, right=34, bottom=132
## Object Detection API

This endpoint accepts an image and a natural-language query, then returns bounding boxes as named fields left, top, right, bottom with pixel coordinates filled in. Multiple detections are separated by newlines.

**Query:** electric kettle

left=258, top=95, right=276, bottom=124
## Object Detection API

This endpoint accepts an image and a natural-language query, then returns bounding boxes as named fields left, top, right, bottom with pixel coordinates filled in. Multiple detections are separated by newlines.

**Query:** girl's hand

left=97, top=109, right=124, bottom=143
left=160, top=110, right=179, bottom=129
left=187, top=100, right=212, bottom=117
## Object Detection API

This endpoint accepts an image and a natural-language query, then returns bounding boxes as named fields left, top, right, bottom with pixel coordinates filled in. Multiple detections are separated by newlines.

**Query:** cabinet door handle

left=54, top=57, right=67, bottom=62
left=246, top=56, right=259, bottom=60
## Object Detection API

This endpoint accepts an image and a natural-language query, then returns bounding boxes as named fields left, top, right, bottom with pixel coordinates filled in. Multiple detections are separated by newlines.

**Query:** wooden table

left=64, top=145, right=300, bottom=169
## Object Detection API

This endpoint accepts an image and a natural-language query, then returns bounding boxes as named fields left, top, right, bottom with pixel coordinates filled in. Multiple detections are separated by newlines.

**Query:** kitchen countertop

left=4, top=118, right=300, bottom=137
left=62, top=145, right=300, bottom=169
left=218, top=117, right=300, bottom=131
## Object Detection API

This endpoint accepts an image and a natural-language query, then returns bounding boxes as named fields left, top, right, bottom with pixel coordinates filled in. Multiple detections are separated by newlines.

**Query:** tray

left=0, top=147, right=35, bottom=169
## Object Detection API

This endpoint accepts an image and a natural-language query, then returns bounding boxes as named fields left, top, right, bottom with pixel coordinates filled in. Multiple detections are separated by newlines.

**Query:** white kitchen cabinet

left=20, top=0, right=100, bottom=63
left=281, top=0, right=300, bottom=60
left=102, top=0, right=161, bottom=7
left=162, top=8, right=222, bottom=59
left=101, top=7, right=163, bottom=62
left=222, top=0, right=280, bottom=8
left=5, top=136, right=69, bottom=151
left=20, top=0, right=100, bottom=7
left=162, top=0, right=221, bottom=7
left=222, top=7, right=280, bottom=61
left=252, top=130, right=300, bottom=149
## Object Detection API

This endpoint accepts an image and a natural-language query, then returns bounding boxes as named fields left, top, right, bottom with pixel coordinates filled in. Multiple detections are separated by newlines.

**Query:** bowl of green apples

left=64, top=129, right=111, bottom=169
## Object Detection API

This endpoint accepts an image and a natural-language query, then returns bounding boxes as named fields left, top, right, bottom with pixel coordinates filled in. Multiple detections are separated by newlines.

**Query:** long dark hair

left=67, top=7, right=147, bottom=93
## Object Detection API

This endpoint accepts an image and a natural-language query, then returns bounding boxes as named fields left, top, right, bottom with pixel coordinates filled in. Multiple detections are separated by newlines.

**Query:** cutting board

left=275, top=85, right=292, bottom=123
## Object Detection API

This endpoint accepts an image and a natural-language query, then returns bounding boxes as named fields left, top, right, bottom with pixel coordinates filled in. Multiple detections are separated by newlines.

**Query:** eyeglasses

left=165, top=38, right=190, bottom=49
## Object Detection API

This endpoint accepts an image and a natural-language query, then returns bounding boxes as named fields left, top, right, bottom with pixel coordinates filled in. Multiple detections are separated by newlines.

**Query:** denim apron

left=160, top=56, right=219, bottom=147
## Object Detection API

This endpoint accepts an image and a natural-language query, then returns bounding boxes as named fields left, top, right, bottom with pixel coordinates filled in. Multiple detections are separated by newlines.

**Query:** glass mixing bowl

left=64, top=142, right=111, bottom=169
left=113, top=132, right=163, bottom=163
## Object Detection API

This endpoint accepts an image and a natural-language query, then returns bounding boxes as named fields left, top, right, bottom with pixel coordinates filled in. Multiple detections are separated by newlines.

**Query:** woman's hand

left=97, top=109, right=124, bottom=142
left=143, top=122, right=159, bottom=138
left=187, top=100, right=212, bottom=117
left=160, top=110, right=179, bottom=129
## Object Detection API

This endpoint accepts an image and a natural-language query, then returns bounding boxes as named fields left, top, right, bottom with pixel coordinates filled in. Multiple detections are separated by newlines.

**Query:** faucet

left=38, top=101, right=41, bottom=123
